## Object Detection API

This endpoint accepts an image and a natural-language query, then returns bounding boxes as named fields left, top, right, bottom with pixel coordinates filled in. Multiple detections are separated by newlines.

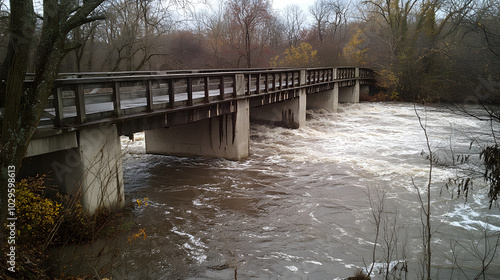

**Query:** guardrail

left=29, top=67, right=374, bottom=129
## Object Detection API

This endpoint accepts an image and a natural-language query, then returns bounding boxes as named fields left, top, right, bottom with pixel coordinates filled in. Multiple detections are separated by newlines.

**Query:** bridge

left=21, top=67, right=374, bottom=214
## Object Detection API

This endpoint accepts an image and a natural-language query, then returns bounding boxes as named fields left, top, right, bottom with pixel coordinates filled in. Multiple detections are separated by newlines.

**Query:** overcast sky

left=272, top=0, right=316, bottom=24
left=272, top=0, right=314, bottom=13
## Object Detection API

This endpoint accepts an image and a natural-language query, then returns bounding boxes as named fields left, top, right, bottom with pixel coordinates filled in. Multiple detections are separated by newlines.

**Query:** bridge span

left=21, top=67, right=374, bottom=214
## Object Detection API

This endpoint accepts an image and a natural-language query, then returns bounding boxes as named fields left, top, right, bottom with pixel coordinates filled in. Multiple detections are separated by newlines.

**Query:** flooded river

left=56, top=102, right=500, bottom=279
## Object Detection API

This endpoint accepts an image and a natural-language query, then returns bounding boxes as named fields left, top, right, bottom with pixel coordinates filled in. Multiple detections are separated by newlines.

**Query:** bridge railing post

left=186, top=77, right=193, bottom=106
left=285, top=71, right=289, bottom=88
left=219, top=76, right=225, bottom=100
left=112, top=81, right=122, bottom=117
left=204, top=76, right=210, bottom=102
left=168, top=79, right=175, bottom=109
left=75, top=84, right=86, bottom=124
left=279, top=71, right=283, bottom=90
left=146, top=80, right=154, bottom=111
left=265, top=73, right=269, bottom=92
left=246, top=73, right=251, bottom=95
left=256, top=73, right=261, bottom=94
left=272, top=73, right=277, bottom=91
left=299, top=69, right=306, bottom=86
left=235, top=74, right=245, bottom=96
left=52, top=87, right=64, bottom=127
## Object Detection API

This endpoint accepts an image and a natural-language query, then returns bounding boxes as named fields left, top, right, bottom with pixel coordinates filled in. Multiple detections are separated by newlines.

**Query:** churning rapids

left=56, top=102, right=500, bottom=279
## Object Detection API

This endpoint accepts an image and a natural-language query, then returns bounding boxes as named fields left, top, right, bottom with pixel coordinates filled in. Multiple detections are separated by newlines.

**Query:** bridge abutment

left=145, top=99, right=250, bottom=160
left=21, top=124, right=124, bottom=215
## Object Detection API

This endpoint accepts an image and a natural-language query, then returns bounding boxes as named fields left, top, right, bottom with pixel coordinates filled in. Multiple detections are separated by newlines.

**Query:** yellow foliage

left=128, top=228, right=147, bottom=244
left=136, top=197, right=149, bottom=207
left=378, top=68, right=400, bottom=100
left=16, top=176, right=61, bottom=243
left=343, top=29, right=368, bottom=66
left=270, top=42, right=319, bottom=68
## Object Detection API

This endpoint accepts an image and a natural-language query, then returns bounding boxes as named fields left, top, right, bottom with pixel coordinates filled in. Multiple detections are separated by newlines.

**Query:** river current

left=57, top=102, right=500, bottom=279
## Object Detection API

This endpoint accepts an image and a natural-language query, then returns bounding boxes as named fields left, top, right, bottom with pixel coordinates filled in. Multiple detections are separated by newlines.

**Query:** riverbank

left=1, top=192, right=137, bottom=279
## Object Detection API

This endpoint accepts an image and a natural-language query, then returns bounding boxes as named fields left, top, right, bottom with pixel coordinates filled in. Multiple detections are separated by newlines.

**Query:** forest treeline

left=0, top=0, right=499, bottom=102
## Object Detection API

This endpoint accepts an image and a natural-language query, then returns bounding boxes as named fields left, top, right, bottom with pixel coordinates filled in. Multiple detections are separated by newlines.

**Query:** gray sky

left=273, top=0, right=313, bottom=13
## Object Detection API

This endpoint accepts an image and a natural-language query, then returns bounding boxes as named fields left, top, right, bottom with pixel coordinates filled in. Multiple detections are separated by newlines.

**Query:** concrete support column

left=338, top=82, right=360, bottom=103
left=307, top=83, right=339, bottom=113
left=21, top=124, right=125, bottom=215
left=145, top=74, right=250, bottom=160
left=250, top=70, right=307, bottom=128
left=250, top=92, right=306, bottom=128
left=145, top=98, right=250, bottom=160
left=360, top=84, right=370, bottom=97
left=78, top=124, right=124, bottom=214
left=354, top=80, right=360, bottom=103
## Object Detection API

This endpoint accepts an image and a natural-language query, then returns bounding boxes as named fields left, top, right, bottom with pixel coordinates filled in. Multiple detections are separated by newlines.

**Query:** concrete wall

left=338, top=81, right=360, bottom=103
left=25, top=132, right=79, bottom=157
left=21, top=124, right=125, bottom=215
left=78, top=124, right=124, bottom=213
left=145, top=99, right=250, bottom=160
left=307, top=84, right=339, bottom=113
left=250, top=90, right=307, bottom=128
left=360, top=84, right=370, bottom=97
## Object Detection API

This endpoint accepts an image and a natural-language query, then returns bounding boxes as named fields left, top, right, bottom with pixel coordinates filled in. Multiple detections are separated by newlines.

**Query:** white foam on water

left=304, top=260, right=322, bottom=266
left=363, top=260, right=407, bottom=280
left=121, top=102, right=500, bottom=278
left=121, top=132, right=146, bottom=154
left=171, top=227, right=208, bottom=264
left=309, top=211, right=322, bottom=223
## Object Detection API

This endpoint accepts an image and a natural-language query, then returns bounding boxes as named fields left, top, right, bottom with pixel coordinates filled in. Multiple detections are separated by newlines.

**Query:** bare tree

left=98, top=0, right=176, bottom=71
left=70, top=21, right=99, bottom=72
left=194, top=0, right=232, bottom=68
left=282, top=5, right=306, bottom=47
left=309, top=0, right=350, bottom=43
left=413, top=105, right=434, bottom=280
left=365, top=185, right=408, bottom=280
left=226, top=0, right=272, bottom=67
left=0, top=0, right=106, bottom=236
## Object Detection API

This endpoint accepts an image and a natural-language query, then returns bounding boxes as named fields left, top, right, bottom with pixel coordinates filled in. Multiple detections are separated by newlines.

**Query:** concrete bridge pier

left=338, top=81, right=360, bottom=103
left=21, top=124, right=125, bottom=215
left=145, top=74, right=250, bottom=160
left=145, top=99, right=250, bottom=160
left=77, top=125, right=124, bottom=213
left=250, top=70, right=307, bottom=128
left=307, top=83, right=339, bottom=113
left=249, top=92, right=307, bottom=128
left=360, top=84, right=370, bottom=97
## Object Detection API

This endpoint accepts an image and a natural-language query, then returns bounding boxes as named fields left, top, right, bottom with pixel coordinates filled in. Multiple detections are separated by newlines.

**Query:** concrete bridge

left=21, top=67, right=374, bottom=214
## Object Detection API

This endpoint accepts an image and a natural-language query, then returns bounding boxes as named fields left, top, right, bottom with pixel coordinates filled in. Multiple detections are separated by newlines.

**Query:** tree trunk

left=0, top=0, right=36, bottom=236
left=1, top=0, right=105, bottom=235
